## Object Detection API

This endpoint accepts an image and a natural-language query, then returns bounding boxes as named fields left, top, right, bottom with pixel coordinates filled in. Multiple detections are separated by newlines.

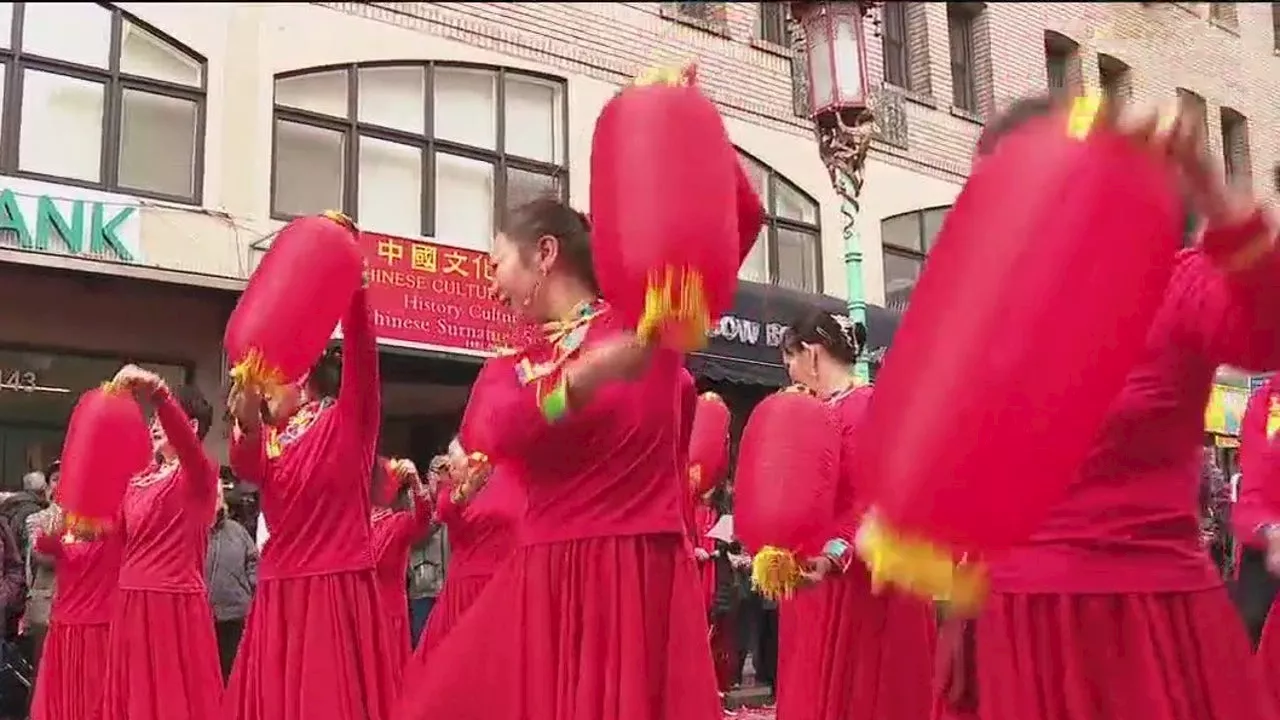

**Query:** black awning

left=687, top=281, right=898, bottom=387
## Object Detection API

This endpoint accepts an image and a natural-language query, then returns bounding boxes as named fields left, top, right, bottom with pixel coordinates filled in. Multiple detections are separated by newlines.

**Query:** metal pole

left=791, top=2, right=878, bottom=382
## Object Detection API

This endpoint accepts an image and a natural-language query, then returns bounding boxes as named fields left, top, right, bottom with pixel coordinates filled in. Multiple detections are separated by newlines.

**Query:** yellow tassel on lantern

left=1066, top=95, right=1102, bottom=141
left=636, top=266, right=711, bottom=352
left=632, top=63, right=694, bottom=88
left=63, top=513, right=112, bottom=541
left=751, top=546, right=804, bottom=601
left=320, top=209, right=357, bottom=232
left=228, top=347, right=287, bottom=405
left=854, top=514, right=989, bottom=616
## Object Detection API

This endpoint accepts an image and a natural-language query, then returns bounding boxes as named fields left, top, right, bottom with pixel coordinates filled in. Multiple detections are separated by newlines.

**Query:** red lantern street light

left=791, top=1, right=877, bottom=127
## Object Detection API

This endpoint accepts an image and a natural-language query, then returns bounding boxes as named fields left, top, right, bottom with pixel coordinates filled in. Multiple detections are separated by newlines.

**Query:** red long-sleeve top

left=1232, top=377, right=1280, bottom=548
left=35, top=530, right=123, bottom=625
left=228, top=289, right=381, bottom=580
left=117, top=389, right=218, bottom=592
left=463, top=308, right=686, bottom=545
left=435, top=464, right=525, bottom=579
left=371, top=491, right=434, bottom=617
left=677, top=369, right=700, bottom=551
left=990, top=239, right=1280, bottom=594
left=817, top=385, right=875, bottom=570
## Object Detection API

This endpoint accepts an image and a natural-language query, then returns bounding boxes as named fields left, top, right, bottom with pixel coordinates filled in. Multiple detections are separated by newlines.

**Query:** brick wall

left=327, top=2, right=1280, bottom=194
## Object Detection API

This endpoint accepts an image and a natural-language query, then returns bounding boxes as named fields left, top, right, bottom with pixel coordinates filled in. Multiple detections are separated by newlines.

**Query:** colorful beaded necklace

left=267, top=397, right=335, bottom=459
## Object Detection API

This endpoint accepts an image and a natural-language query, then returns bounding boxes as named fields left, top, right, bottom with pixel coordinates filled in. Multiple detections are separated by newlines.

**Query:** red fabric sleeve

left=828, top=388, right=874, bottom=571
left=404, top=488, right=435, bottom=544
left=32, top=530, right=65, bottom=560
left=1234, top=379, right=1280, bottom=548
left=1172, top=221, right=1280, bottom=370
left=460, top=357, right=548, bottom=463
left=154, top=387, right=218, bottom=505
left=434, top=483, right=464, bottom=530
left=337, top=288, right=381, bottom=457
left=229, top=425, right=270, bottom=487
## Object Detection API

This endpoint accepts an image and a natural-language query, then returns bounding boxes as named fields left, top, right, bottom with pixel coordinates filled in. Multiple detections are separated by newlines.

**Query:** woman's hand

left=800, top=555, right=835, bottom=586
left=227, top=385, right=264, bottom=433
left=1110, top=99, right=1254, bottom=227
left=111, top=364, right=164, bottom=394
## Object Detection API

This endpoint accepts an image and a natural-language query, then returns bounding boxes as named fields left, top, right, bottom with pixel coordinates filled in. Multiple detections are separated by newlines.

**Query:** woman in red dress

left=773, top=311, right=936, bottom=720
left=409, top=436, right=523, bottom=661
left=223, top=280, right=395, bottom=720
left=394, top=197, right=720, bottom=720
left=369, top=458, right=433, bottom=689
left=98, top=365, right=223, bottom=720
left=28, top=507, right=123, bottom=719
left=1231, top=376, right=1280, bottom=704
left=932, top=98, right=1280, bottom=720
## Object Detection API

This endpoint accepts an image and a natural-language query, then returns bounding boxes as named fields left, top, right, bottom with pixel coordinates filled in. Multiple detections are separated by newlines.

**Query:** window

left=1274, top=3, right=1280, bottom=52
left=271, top=64, right=567, bottom=251
left=1209, top=3, right=1237, bottom=28
left=1220, top=107, right=1251, bottom=186
left=880, top=206, right=949, bottom=310
left=947, top=3, right=978, bottom=111
left=758, top=2, right=788, bottom=46
left=0, top=3, right=206, bottom=202
left=736, top=150, right=822, bottom=293
left=881, top=1, right=909, bottom=88
left=662, top=2, right=728, bottom=33
left=1044, top=31, right=1079, bottom=96
left=1175, top=87, right=1210, bottom=143
left=1098, top=54, right=1132, bottom=101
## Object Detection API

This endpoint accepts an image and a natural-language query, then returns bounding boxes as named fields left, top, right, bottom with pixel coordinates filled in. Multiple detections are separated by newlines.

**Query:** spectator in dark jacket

left=205, top=486, right=258, bottom=681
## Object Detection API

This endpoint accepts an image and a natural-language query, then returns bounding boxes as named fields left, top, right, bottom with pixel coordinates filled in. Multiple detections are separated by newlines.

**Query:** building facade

left=0, top=2, right=1274, bottom=482
left=870, top=0, right=1280, bottom=310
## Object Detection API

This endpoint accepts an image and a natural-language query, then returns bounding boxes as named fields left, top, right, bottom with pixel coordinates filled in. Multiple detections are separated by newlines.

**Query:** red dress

left=98, top=389, right=223, bottom=720
left=776, top=385, right=936, bottom=720
left=369, top=492, right=434, bottom=689
left=29, top=528, right=122, bottom=720
left=222, top=289, right=396, bottom=720
left=411, top=461, right=524, bottom=660
left=935, top=245, right=1280, bottom=720
left=1233, top=376, right=1280, bottom=707
left=394, top=305, right=721, bottom=720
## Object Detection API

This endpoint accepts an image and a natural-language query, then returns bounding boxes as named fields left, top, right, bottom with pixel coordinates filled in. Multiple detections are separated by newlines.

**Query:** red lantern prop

left=590, top=63, right=740, bottom=352
left=688, top=392, right=731, bottom=495
left=1241, top=379, right=1280, bottom=508
left=224, top=212, right=363, bottom=400
left=457, top=355, right=520, bottom=471
left=58, top=384, right=152, bottom=534
left=734, top=159, right=765, bottom=268
left=735, top=389, right=841, bottom=600
left=852, top=97, right=1182, bottom=612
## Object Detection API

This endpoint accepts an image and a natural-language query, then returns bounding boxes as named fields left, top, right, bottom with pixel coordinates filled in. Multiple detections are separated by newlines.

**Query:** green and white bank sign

left=0, top=177, right=143, bottom=264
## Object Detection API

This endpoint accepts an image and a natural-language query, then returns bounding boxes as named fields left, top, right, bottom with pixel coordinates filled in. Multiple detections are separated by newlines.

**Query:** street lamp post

left=790, top=1, right=880, bottom=382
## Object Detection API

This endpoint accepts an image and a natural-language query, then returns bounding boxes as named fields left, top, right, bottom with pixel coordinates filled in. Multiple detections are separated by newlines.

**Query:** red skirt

left=1258, top=599, right=1280, bottom=710
left=957, top=589, right=1277, bottom=720
left=222, top=570, right=396, bottom=720
left=98, top=589, right=223, bottom=720
left=30, top=621, right=110, bottom=720
left=393, top=534, right=721, bottom=720
left=777, top=566, right=935, bottom=720
left=410, top=573, right=492, bottom=662
left=384, top=606, right=410, bottom=693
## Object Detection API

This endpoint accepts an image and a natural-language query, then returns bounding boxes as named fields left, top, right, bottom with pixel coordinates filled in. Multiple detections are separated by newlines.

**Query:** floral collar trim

left=267, top=397, right=335, bottom=459
left=514, top=299, right=607, bottom=387
left=132, top=459, right=179, bottom=488
left=823, top=378, right=865, bottom=406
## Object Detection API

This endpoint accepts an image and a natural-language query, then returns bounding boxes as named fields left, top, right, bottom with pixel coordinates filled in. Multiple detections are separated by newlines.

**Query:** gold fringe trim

left=63, top=512, right=112, bottom=541
left=320, top=209, right=357, bottom=232
left=636, top=266, right=711, bottom=352
left=751, top=546, right=804, bottom=602
left=855, top=514, right=989, bottom=616
left=632, top=63, right=694, bottom=88
left=228, top=348, right=287, bottom=404
left=1066, top=95, right=1102, bottom=140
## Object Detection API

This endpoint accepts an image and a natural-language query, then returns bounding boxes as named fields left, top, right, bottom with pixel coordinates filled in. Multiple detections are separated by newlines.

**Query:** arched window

left=880, top=205, right=949, bottom=310
left=736, top=149, right=822, bottom=293
left=271, top=63, right=568, bottom=251
left=0, top=3, right=206, bottom=202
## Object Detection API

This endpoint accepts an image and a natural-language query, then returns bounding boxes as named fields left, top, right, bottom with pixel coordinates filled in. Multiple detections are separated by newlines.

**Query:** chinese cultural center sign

left=359, top=232, right=535, bottom=357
